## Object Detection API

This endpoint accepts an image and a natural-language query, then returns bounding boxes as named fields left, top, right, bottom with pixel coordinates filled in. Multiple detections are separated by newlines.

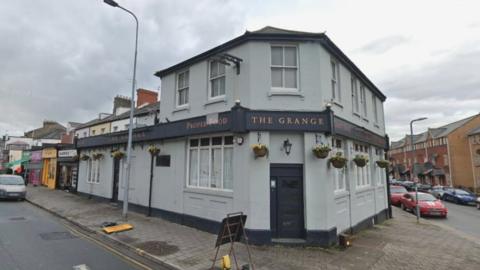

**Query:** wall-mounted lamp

left=283, top=139, right=292, bottom=155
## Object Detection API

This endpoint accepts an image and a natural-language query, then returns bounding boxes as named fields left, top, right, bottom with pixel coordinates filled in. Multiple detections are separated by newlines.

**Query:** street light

left=103, top=0, right=138, bottom=220
left=410, top=117, right=428, bottom=223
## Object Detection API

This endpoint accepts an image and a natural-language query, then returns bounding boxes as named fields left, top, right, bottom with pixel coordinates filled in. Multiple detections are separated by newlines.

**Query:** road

left=0, top=200, right=148, bottom=270
left=424, top=201, right=480, bottom=240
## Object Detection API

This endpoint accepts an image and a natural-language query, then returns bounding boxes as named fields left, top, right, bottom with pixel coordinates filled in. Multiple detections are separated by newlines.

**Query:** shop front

left=41, top=148, right=57, bottom=189
left=57, top=149, right=79, bottom=192
left=28, top=150, right=43, bottom=186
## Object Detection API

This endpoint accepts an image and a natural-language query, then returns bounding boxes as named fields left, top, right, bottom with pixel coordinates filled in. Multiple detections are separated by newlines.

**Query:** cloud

left=355, top=35, right=410, bottom=54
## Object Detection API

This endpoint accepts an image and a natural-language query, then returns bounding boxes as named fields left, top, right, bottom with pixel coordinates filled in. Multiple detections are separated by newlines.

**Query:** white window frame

left=187, top=135, right=234, bottom=191
left=86, top=158, right=100, bottom=184
left=351, top=76, right=359, bottom=114
left=332, top=137, right=346, bottom=192
left=372, top=95, right=379, bottom=123
left=270, top=44, right=299, bottom=91
left=331, top=59, right=341, bottom=102
left=354, top=143, right=371, bottom=188
left=360, top=85, right=367, bottom=117
left=375, top=148, right=385, bottom=186
left=208, top=61, right=226, bottom=100
left=176, top=69, right=189, bottom=107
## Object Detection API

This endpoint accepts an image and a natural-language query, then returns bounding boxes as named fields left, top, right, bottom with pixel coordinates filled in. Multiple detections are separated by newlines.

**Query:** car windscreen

left=417, top=193, right=437, bottom=201
left=455, top=189, right=471, bottom=195
left=390, top=186, right=407, bottom=193
left=0, top=175, right=24, bottom=185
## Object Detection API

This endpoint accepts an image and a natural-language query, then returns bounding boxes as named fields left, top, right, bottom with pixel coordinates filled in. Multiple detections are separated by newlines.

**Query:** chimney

left=113, top=95, right=132, bottom=115
left=136, top=89, right=158, bottom=107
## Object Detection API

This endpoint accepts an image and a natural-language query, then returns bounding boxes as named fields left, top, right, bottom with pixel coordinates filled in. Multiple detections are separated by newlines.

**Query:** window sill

left=353, top=112, right=361, bottom=118
left=204, top=97, right=227, bottom=106
left=334, top=190, right=349, bottom=199
left=173, top=105, right=189, bottom=113
left=362, top=117, right=369, bottom=123
left=184, top=187, right=233, bottom=198
left=374, top=123, right=380, bottom=128
left=355, top=186, right=375, bottom=194
left=268, top=89, right=304, bottom=97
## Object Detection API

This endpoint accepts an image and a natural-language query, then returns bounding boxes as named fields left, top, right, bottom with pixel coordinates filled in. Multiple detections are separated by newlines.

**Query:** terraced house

left=76, top=27, right=389, bottom=246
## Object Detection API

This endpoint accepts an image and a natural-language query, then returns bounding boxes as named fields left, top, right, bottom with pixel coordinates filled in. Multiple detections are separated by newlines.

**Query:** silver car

left=0, top=175, right=26, bottom=200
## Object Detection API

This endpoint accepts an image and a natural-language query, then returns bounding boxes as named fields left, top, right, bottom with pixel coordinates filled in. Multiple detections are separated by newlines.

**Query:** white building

left=76, top=27, right=388, bottom=246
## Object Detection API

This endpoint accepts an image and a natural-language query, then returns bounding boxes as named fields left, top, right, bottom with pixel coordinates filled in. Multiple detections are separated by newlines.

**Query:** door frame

left=270, top=163, right=305, bottom=239
left=111, top=158, right=121, bottom=202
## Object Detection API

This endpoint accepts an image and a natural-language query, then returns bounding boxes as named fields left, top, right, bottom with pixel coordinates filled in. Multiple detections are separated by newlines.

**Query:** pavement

left=0, top=200, right=144, bottom=270
left=26, top=186, right=480, bottom=270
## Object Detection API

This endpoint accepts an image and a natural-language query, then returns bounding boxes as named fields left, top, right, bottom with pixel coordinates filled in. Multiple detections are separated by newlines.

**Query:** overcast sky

left=1, top=0, right=479, bottom=141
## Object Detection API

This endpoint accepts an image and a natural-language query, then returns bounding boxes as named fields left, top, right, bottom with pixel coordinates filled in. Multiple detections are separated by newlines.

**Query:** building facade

left=389, top=114, right=480, bottom=190
left=76, top=27, right=389, bottom=246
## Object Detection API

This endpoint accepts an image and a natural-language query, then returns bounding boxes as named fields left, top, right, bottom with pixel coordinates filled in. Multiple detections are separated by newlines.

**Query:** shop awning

left=422, top=169, right=433, bottom=175
left=401, top=169, right=410, bottom=174
left=433, top=168, right=445, bottom=176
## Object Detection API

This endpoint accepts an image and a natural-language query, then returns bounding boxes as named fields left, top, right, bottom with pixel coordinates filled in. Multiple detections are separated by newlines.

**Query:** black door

left=112, top=158, right=120, bottom=202
left=270, top=164, right=305, bottom=239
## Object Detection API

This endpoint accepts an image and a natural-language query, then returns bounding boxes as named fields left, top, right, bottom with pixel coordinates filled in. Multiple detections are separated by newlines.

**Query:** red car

left=399, top=192, right=448, bottom=218
left=390, top=185, right=408, bottom=206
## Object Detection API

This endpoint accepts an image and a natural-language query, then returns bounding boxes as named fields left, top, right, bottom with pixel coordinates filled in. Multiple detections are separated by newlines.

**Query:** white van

left=0, top=175, right=26, bottom=200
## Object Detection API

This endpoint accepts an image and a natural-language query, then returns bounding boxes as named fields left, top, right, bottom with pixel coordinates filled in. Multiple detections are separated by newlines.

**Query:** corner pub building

left=76, top=27, right=389, bottom=246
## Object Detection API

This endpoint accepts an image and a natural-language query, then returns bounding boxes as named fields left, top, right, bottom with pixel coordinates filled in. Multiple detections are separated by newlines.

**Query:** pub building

left=76, top=27, right=389, bottom=246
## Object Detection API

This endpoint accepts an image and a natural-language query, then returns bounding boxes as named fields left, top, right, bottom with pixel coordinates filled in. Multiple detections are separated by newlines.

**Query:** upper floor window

left=351, top=77, right=359, bottom=114
left=113, top=126, right=118, bottom=132
left=331, top=59, right=341, bottom=102
left=271, top=45, right=298, bottom=89
left=209, top=61, right=226, bottom=98
left=101, top=128, right=105, bottom=134
left=177, top=70, right=189, bottom=106
left=372, top=96, right=379, bottom=123
left=360, top=85, right=367, bottom=117
left=92, top=130, right=96, bottom=135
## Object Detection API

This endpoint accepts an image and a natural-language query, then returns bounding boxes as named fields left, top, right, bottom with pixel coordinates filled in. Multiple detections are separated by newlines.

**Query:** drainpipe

left=446, top=138, right=453, bottom=187
left=384, top=135, right=392, bottom=219
left=468, top=137, right=477, bottom=192
left=147, top=153, right=154, bottom=216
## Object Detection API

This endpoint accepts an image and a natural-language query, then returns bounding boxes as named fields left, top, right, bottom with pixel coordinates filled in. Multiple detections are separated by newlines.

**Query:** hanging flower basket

left=111, top=150, right=125, bottom=160
left=252, top=144, right=268, bottom=158
left=148, top=145, right=160, bottom=156
left=376, top=160, right=390, bottom=169
left=72, top=155, right=79, bottom=162
left=312, top=144, right=331, bottom=159
left=80, top=154, right=90, bottom=161
left=353, top=154, right=369, bottom=167
left=92, top=153, right=104, bottom=160
left=329, top=152, right=347, bottom=169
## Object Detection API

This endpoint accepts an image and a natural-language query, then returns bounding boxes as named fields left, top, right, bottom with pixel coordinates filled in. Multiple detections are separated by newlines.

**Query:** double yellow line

left=63, top=221, right=153, bottom=270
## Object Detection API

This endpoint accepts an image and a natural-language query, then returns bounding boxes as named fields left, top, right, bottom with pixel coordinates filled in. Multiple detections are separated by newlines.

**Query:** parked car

left=399, top=192, right=447, bottom=218
left=417, top=184, right=432, bottom=193
left=0, top=174, right=27, bottom=200
left=390, top=185, right=408, bottom=206
left=430, top=186, right=453, bottom=199
left=441, top=189, right=477, bottom=205
left=400, top=181, right=415, bottom=191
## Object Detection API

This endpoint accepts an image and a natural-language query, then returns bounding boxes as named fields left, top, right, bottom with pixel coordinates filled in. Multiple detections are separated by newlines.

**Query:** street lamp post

left=103, top=0, right=138, bottom=220
left=410, top=117, right=427, bottom=223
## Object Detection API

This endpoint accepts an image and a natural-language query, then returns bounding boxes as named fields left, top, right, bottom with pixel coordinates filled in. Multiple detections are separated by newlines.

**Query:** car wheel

left=454, top=198, right=460, bottom=204
left=401, top=203, right=406, bottom=211
left=477, top=203, right=480, bottom=210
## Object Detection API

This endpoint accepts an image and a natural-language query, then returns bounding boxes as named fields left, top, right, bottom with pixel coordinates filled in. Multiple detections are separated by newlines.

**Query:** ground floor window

left=332, top=137, right=346, bottom=192
left=188, top=135, right=233, bottom=191
left=354, top=143, right=370, bottom=188
left=87, top=159, right=100, bottom=184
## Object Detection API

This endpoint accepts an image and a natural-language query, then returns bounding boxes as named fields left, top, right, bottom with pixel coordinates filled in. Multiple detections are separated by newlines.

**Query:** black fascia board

left=154, top=31, right=386, bottom=101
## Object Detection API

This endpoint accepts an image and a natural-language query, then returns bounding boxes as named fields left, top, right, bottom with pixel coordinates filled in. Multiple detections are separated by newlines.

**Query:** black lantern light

left=283, top=139, right=292, bottom=155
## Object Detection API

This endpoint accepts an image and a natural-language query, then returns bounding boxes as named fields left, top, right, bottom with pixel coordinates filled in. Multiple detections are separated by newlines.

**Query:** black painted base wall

left=76, top=192, right=390, bottom=247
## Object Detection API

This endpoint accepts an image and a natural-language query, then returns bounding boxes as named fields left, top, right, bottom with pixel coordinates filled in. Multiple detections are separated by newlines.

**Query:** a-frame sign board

left=211, top=212, right=255, bottom=270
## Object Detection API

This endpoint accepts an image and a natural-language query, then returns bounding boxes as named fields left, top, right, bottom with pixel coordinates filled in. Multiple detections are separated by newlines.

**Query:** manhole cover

left=39, top=231, right=77, bottom=241
left=135, top=241, right=179, bottom=256
left=9, top=217, right=26, bottom=221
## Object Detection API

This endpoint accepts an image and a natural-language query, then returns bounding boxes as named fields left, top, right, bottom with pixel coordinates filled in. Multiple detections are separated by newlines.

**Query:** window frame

left=186, top=135, right=234, bottom=191
left=176, top=69, right=190, bottom=107
left=372, top=95, right=379, bottom=123
left=270, top=44, right=299, bottom=91
left=351, top=76, right=360, bottom=114
left=208, top=60, right=226, bottom=100
left=359, top=85, right=367, bottom=117
left=354, top=142, right=371, bottom=188
left=331, top=58, right=341, bottom=103
left=331, top=137, right=346, bottom=192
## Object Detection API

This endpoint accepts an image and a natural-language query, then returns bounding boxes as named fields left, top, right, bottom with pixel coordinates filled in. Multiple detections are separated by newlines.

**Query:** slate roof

left=154, top=26, right=386, bottom=101
left=390, top=114, right=480, bottom=149
left=468, top=125, right=480, bottom=136
left=24, top=122, right=66, bottom=140
left=75, top=102, right=160, bottom=130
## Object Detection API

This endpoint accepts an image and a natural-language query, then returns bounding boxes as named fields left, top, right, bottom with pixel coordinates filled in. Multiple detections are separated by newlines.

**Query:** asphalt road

left=424, top=201, right=480, bottom=240
left=0, top=200, right=144, bottom=270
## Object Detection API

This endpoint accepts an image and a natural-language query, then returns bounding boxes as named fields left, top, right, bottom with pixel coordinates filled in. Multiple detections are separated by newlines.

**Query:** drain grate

left=39, top=231, right=77, bottom=241
left=9, top=217, right=26, bottom=221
